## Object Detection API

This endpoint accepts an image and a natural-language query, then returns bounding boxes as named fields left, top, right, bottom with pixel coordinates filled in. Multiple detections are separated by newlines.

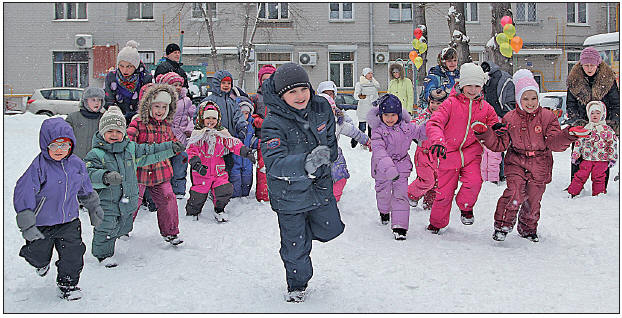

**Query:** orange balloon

left=510, top=36, right=523, bottom=53
left=409, top=51, right=418, bottom=62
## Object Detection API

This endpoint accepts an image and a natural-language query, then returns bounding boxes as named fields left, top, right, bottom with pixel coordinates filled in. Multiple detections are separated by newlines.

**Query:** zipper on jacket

left=61, top=161, right=69, bottom=223
left=458, top=99, right=474, bottom=168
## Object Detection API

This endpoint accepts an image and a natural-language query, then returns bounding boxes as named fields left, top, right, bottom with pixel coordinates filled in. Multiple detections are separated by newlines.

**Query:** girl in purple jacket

left=368, top=94, right=427, bottom=240
left=13, top=118, right=104, bottom=301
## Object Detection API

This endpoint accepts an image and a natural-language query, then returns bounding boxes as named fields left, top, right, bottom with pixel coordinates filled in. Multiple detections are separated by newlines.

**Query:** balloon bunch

left=495, top=16, right=523, bottom=58
left=410, top=27, right=427, bottom=69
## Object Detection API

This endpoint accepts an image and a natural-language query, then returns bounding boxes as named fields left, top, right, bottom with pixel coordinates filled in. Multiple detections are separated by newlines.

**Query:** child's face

left=118, top=61, right=136, bottom=77
left=462, top=85, right=482, bottom=100
left=382, top=113, right=399, bottom=127
left=203, top=117, right=218, bottom=129
left=47, top=141, right=71, bottom=161
left=151, top=102, right=168, bottom=120
left=590, top=110, right=602, bottom=123
left=282, top=86, right=310, bottom=110
left=103, top=129, right=124, bottom=143
left=87, top=98, right=102, bottom=112
left=242, top=110, right=250, bottom=120
left=172, top=82, right=183, bottom=95
left=520, top=90, right=539, bottom=113
left=428, top=100, right=443, bottom=112
left=445, top=57, right=458, bottom=71
left=220, top=80, right=232, bottom=93
left=322, top=90, right=335, bottom=100
left=260, top=73, right=271, bottom=85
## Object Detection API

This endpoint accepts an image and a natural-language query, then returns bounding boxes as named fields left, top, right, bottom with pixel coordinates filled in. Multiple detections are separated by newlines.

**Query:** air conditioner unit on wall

left=374, top=51, right=389, bottom=64
left=299, top=52, right=317, bottom=66
left=244, top=62, right=254, bottom=72
left=75, top=34, right=93, bottom=49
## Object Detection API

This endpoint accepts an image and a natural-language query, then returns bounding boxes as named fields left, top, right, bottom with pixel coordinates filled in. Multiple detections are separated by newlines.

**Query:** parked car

left=27, top=87, right=84, bottom=116
left=539, top=92, right=567, bottom=124
left=335, top=92, right=358, bottom=110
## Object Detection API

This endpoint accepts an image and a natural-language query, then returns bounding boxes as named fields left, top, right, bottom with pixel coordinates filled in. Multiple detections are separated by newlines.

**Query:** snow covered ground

left=3, top=112, right=620, bottom=313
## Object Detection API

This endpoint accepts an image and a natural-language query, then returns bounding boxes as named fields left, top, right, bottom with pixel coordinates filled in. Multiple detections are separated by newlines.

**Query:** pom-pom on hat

left=155, top=72, right=185, bottom=86
left=273, top=63, right=311, bottom=97
left=117, top=40, right=141, bottom=68
left=513, top=69, right=540, bottom=110
left=99, top=106, right=127, bottom=136
left=458, top=63, right=488, bottom=88
left=580, top=47, right=602, bottom=66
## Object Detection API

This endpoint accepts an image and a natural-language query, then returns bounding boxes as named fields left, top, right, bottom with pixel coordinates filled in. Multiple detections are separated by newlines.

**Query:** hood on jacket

left=137, top=83, right=178, bottom=123
left=195, top=100, right=224, bottom=130
left=389, top=63, right=405, bottom=80
left=80, top=87, right=105, bottom=112
left=367, top=104, right=412, bottom=130
left=210, top=70, right=234, bottom=96
left=39, top=117, right=77, bottom=160
left=567, top=62, right=617, bottom=106
left=257, top=64, right=277, bottom=86
left=236, top=95, right=255, bottom=114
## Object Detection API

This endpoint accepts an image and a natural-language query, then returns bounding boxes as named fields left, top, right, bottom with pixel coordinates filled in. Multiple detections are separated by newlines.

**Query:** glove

left=16, top=210, right=45, bottom=242
left=491, top=123, right=508, bottom=136
left=240, top=146, right=257, bottom=164
left=252, top=114, right=263, bottom=128
left=88, top=206, right=104, bottom=227
left=189, top=156, right=208, bottom=176
left=470, top=121, right=488, bottom=135
left=429, top=144, right=446, bottom=159
left=569, top=126, right=590, bottom=138
left=172, top=141, right=185, bottom=153
left=102, top=171, right=123, bottom=186
left=184, top=130, right=192, bottom=137
left=365, top=140, right=372, bottom=152
left=305, top=145, right=332, bottom=175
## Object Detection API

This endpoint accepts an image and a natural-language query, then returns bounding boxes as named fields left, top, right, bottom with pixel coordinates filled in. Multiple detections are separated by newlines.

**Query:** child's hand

left=252, top=114, right=263, bottom=128
left=189, top=156, right=208, bottom=176
left=470, top=121, right=488, bottom=135
left=16, top=210, right=45, bottom=241
left=305, top=145, right=332, bottom=175
left=430, top=144, right=446, bottom=159
left=240, top=146, right=257, bottom=164
left=491, top=123, right=508, bottom=136
left=569, top=126, right=590, bottom=138
left=88, top=206, right=104, bottom=228
left=184, top=130, right=192, bottom=137
left=103, top=171, right=123, bottom=186
left=172, top=141, right=185, bottom=153
left=365, top=140, right=372, bottom=152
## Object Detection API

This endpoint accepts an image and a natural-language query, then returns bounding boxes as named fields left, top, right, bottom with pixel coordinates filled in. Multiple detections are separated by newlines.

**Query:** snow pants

left=255, top=148, right=269, bottom=202
left=170, top=151, right=188, bottom=195
left=92, top=206, right=134, bottom=259
left=429, top=158, right=483, bottom=229
left=568, top=160, right=609, bottom=196
left=19, top=218, right=85, bottom=287
left=333, top=178, right=347, bottom=202
left=494, top=172, right=547, bottom=236
left=186, top=183, right=234, bottom=216
left=408, top=150, right=438, bottom=200
left=135, top=182, right=180, bottom=237
left=230, top=165, right=253, bottom=198
left=375, top=175, right=410, bottom=230
left=481, top=147, right=502, bottom=182
left=276, top=199, right=345, bottom=292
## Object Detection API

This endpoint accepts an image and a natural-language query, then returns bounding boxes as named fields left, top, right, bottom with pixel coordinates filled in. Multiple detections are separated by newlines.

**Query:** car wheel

left=37, top=110, right=54, bottom=117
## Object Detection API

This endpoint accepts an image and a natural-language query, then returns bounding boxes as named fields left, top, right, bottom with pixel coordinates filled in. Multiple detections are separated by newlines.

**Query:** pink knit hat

left=155, top=72, right=185, bottom=86
left=580, top=47, right=602, bottom=66
left=257, top=64, right=277, bottom=86
left=513, top=69, right=539, bottom=110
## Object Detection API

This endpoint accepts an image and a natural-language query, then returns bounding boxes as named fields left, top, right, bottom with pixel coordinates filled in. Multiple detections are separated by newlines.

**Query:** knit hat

left=257, top=64, right=277, bottom=85
left=428, top=88, right=448, bottom=103
left=317, top=81, right=337, bottom=95
left=273, top=63, right=311, bottom=97
left=156, top=72, right=185, bottom=86
left=117, top=40, right=141, bottom=68
left=80, top=86, right=105, bottom=111
left=375, top=94, right=403, bottom=123
left=237, top=96, right=255, bottom=114
left=99, top=106, right=127, bottom=136
left=166, top=43, right=181, bottom=56
left=580, top=47, right=602, bottom=66
left=513, top=69, right=540, bottom=110
left=362, top=67, right=373, bottom=76
left=458, top=63, right=488, bottom=88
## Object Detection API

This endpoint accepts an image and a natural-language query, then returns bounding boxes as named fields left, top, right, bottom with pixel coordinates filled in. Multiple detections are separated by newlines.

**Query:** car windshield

left=540, top=96, right=561, bottom=109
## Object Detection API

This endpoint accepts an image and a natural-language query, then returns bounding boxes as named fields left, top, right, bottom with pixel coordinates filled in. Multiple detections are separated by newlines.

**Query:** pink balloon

left=500, top=16, right=513, bottom=27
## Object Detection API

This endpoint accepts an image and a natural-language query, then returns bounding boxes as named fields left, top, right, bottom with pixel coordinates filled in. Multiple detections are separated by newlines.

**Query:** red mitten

left=569, top=126, right=590, bottom=138
left=252, top=114, right=263, bottom=128
left=126, top=126, right=138, bottom=138
left=470, top=121, right=488, bottom=134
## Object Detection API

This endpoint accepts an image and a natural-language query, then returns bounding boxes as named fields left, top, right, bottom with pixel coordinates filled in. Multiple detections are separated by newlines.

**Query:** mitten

left=491, top=123, right=508, bottom=136
left=305, top=145, right=332, bottom=175
left=189, top=156, right=208, bottom=176
left=470, top=121, right=488, bottom=135
left=126, top=126, right=138, bottom=137
left=429, top=144, right=446, bottom=159
left=102, top=171, right=123, bottom=186
left=172, top=141, right=185, bottom=153
left=240, top=146, right=257, bottom=164
left=16, top=210, right=45, bottom=241
left=569, top=126, right=590, bottom=138
left=88, top=206, right=104, bottom=227
left=252, top=114, right=263, bottom=128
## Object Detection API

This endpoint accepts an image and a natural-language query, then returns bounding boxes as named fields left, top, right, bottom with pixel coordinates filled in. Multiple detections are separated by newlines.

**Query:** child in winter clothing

left=185, top=101, right=256, bottom=221
left=260, top=63, right=345, bottom=302
left=84, top=106, right=183, bottom=265
left=477, top=69, right=587, bottom=242
left=128, top=84, right=185, bottom=245
left=14, top=117, right=104, bottom=301
left=407, top=88, right=448, bottom=210
left=567, top=101, right=618, bottom=197
left=421, top=47, right=460, bottom=108
left=230, top=97, right=259, bottom=198
left=155, top=72, right=197, bottom=198
left=65, top=86, right=105, bottom=159
left=353, top=68, right=381, bottom=148
left=425, top=63, right=499, bottom=233
left=318, top=93, right=371, bottom=202
left=368, top=94, right=427, bottom=240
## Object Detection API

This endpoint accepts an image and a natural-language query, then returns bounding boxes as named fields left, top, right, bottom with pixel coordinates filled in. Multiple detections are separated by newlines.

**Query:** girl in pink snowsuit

left=368, top=94, right=427, bottom=240
left=425, top=63, right=499, bottom=233
left=185, top=101, right=256, bottom=221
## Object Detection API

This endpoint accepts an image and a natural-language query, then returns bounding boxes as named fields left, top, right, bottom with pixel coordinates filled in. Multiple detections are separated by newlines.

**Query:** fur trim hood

left=137, top=83, right=178, bottom=123
left=389, top=63, right=405, bottom=80
left=567, top=62, right=616, bottom=106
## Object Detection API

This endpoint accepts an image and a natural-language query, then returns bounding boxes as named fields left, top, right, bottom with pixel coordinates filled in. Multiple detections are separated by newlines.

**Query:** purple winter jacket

left=14, top=117, right=95, bottom=226
left=171, top=87, right=197, bottom=147
left=367, top=106, right=427, bottom=181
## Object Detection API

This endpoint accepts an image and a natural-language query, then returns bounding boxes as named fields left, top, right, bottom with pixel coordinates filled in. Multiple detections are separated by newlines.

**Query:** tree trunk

left=413, top=3, right=427, bottom=83
left=201, top=6, right=219, bottom=71
left=486, top=3, right=513, bottom=74
left=237, top=3, right=260, bottom=90
left=447, top=3, right=471, bottom=65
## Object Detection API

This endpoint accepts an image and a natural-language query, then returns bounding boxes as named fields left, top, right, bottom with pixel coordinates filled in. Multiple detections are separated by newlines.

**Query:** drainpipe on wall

left=369, top=3, right=374, bottom=69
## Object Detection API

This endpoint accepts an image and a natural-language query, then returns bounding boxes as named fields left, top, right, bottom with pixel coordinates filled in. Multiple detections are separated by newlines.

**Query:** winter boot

left=97, top=256, right=118, bottom=268
left=285, top=288, right=307, bottom=303
left=460, top=210, right=474, bottom=225
left=392, top=228, right=407, bottom=240
left=58, top=285, right=82, bottom=301
left=492, top=230, right=508, bottom=241
left=521, top=233, right=539, bottom=242
left=379, top=212, right=390, bottom=225
left=164, top=235, right=184, bottom=245
left=426, top=224, right=440, bottom=234
left=36, top=264, right=50, bottom=277
left=214, top=207, right=229, bottom=223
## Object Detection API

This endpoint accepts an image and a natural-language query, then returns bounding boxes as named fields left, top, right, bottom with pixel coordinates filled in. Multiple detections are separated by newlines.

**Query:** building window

left=258, top=3, right=289, bottom=21
left=139, top=51, right=156, bottom=67
left=191, top=3, right=216, bottom=20
left=329, top=3, right=353, bottom=21
left=567, top=3, right=587, bottom=24
left=256, top=52, right=292, bottom=85
left=329, top=52, right=355, bottom=88
left=128, top=3, right=153, bottom=20
left=567, top=51, right=582, bottom=74
left=53, top=52, right=89, bottom=87
left=515, top=3, right=536, bottom=22
left=389, top=3, right=412, bottom=22
left=465, top=3, right=478, bottom=23
left=54, top=3, right=87, bottom=20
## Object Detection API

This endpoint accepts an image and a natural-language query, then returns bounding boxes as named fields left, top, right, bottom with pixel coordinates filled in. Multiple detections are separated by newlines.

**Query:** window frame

left=567, top=50, right=582, bottom=74
left=128, top=2, right=154, bottom=21
left=465, top=3, right=478, bottom=23
left=52, top=51, right=89, bottom=88
left=190, top=2, right=218, bottom=21
left=514, top=3, right=537, bottom=23
left=255, top=52, right=292, bottom=88
left=54, top=2, right=87, bottom=21
left=567, top=3, right=588, bottom=26
left=258, top=3, right=290, bottom=22
left=328, top=51, right=356, bottom=89
left=388, top=3, right=412, bottom=23
left=328, top=3, right=354, bottom=22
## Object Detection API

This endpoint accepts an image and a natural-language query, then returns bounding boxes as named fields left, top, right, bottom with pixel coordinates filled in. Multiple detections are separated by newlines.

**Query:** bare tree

left=413, top=3, right=428, bottom=83
left=447, top=3, right=471, bottom=65
left=237, top=3, right=260, bottom=88
left=200, top=5, right=219, bottom=70
left=486, top=3, right=513, bottom=74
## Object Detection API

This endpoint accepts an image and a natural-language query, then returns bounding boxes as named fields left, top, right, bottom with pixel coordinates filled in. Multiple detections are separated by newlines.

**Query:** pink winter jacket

left=172, top=88, right=197, bottom=147
left=426, top=85, right=499, bottom=169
